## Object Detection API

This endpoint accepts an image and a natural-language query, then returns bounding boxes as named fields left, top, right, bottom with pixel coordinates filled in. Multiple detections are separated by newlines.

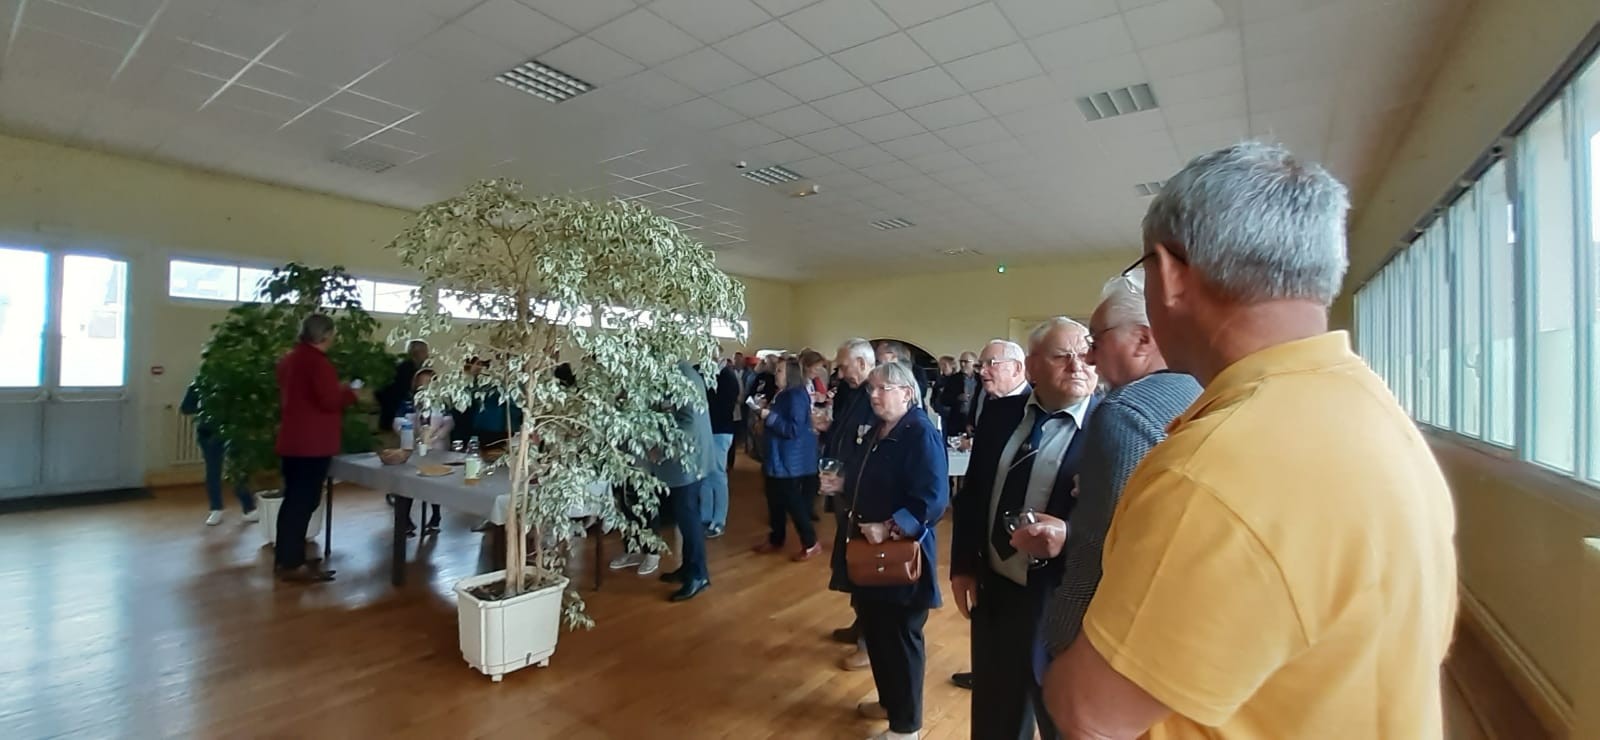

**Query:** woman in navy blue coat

left=754, top=356, right=822, bottom=560
left=820, top=360, right=948, bottom=739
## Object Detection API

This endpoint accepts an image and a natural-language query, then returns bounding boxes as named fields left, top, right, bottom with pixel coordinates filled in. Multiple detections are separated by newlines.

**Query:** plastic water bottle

left=464, top=436, right=483, bottom=482
left=395, top=402, right=415, bottom=451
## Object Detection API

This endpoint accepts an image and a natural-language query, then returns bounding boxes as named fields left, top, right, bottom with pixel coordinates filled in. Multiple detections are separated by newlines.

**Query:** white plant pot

left=455, top=568, right=567, bottom=682
left=255, top=489, right=326, bottom=547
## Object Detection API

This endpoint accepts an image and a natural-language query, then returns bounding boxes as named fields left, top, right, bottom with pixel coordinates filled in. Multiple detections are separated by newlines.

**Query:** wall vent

left=871, top=217, right=914, bottom=230
left=1076, top=83, right=1158, bottom=121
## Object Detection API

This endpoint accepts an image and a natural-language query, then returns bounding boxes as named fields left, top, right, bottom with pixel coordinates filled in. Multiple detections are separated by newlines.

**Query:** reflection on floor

left=0, top=459, right=1544, bottom=739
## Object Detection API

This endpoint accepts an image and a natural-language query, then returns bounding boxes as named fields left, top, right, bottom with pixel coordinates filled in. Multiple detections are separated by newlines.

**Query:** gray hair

left=1099, top=268, right=1149, bottom=328
left=868, top=361, right=922, bottom=407
left=874, top=339, right=911, bottom=363
left=299, top=314, right=336, bottom=344
left=984, top=339, right=1025, bottom=363
left=839, top=337, right=875, bottom=366
left=1142, top=140, right=1350, bottom=305
left=1027, top=317, right=1088, bottom=351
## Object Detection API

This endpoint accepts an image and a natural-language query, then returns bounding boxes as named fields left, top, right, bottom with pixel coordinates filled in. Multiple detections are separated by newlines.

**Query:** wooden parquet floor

left=0, top=458, right=1540, bottom=739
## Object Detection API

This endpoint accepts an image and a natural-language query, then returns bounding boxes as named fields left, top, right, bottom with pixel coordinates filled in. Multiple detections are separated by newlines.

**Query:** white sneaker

left=637, top=553, right=661, bottom=576
left=609, top=552, right=644, bottom=570
left=241, top=509, right=260, bottom=523
left=205, top=511, right=223, bottom=526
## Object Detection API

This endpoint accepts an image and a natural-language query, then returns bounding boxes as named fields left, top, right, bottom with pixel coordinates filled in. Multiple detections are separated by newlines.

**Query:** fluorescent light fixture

left=1076, top=83, right=1158, bottom=121
left=1134, top=180, right=1165, bottom=197
left=871, top=217, right=915, bottom=230
left=496, top=60, right=594, bottom=103
left=740, top=165, right=802, bottom=185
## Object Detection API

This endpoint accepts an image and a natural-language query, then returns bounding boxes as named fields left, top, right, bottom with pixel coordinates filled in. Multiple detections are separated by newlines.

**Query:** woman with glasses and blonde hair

left=820, top=360, right=949, bottom=740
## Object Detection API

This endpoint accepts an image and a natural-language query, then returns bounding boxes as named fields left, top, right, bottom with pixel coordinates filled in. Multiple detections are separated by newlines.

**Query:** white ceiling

left=0, top=0, right=1462, bottom=281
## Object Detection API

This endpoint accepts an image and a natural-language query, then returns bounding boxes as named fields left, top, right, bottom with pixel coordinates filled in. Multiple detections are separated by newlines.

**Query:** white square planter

left=456, top=568, right=567, bottom=682
left=254, top=490, right=326, bottom=547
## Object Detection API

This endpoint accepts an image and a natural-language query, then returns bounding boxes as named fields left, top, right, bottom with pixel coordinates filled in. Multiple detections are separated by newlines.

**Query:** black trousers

left=763, top=475, right=817, bottom=548
left=970, top=568, right=1059, bottom=740
left=665, top=479, right=708, bottom=580
left=857, top=599, right=929, bottom=734
left=275, top=456, right=330, bottom=570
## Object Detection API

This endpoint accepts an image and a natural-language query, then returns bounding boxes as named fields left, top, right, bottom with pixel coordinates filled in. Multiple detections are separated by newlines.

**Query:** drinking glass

left=1003, top=508, right=1047, bottom=568
left=818, top=457, right=843, bottom=496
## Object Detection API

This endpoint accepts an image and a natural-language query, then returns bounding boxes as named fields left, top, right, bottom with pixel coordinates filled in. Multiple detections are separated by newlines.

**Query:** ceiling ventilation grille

left=329, top=149, right=395, bottom=173
left=496, top=60, right=594, bottom=103
left=740, top=165, right=802, bottom=185
left=871, top=217, right=915, bottom=230
left=1076, top=83, right=1158, bottom=121
left=1134, top=180, right=1166, bottom=197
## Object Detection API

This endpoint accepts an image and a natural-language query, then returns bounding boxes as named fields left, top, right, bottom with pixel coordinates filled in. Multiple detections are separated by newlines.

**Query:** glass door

left=0, top=247, right=137, bottom=499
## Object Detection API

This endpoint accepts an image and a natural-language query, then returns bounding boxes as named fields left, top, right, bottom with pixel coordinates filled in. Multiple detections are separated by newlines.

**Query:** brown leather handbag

left=843, top=439, right=922, bottom=587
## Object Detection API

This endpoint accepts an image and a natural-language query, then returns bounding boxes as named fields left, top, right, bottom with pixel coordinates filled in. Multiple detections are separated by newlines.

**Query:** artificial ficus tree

left=388, top=179, right=745, bottom=627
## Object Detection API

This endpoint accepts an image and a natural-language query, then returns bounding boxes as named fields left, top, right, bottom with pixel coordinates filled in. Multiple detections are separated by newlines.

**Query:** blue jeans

left=702, top=433, right=734, bottom=527
left=668, top=479, right=709, bottom=581
left=200, top=433, right=254, bottom=512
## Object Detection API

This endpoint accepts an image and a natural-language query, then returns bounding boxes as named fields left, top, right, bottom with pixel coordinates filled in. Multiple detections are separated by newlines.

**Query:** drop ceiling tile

left=936, top=117, right=1010, bottom=147
left=796, top=125, right=870, bottom=154
left=810, top=86, right=896, bottom=123
left=860, top=160, right=919, bottom=181
left=667, top=96, right=746, bottom=128
left=540, top=36, right=645, bottom=85
left=713, top=78, right=802, bottom=116
left=972, top=75, right=1062, bottom=116
left=750, top=138, right=818, bottom=165
left=875, top=0, right=986, bottom=28
left=880, top=132, right=948, bottom=159
left=908, top=149, right=973, bottom=173
left=933, top=165, right=990, bottom=185
left=819, top=168, right=872, bottom=190
left=831, top=143, right=896, bottom=167
left=791, top=154, right=847, bottom=176
left=1124, top=0, right=1228, bottom=48
left=769, top=57, right=860, bottom=102
left=324, top=90, right=414, bottom=126
left=831, top=33, right=936, bottom=85
left=1050, top=53, right=1147, bottom=97
left=517, top=0, right=637, bottom=32
left=609, top=70, right=701, bottom=110
left=960, top=137, right=1029, bottom=163
left=649, top=0, right=772, bottom=44
left=1170, top=118, right=1246, bottom=156
left=591, top=8, right=705, bottom=66
left=755, top=0, right=822, bottom=14
left=1138, top=28, right=1241, bottom=79
left=849, top=111, right=924, bottom=142
left=905, top=95, right=988, bottom=129
left=873, top=66, right=963, bottom=109
left=1151, top=64, right=1245, bottom=105
left=717, top=119, right=788, bottom=148
left=906, top=4, right=1019, bottom=63
left=999, top=100, right=1077, bottom=136
left=659, top=47, right=756, bottom=94
left=715, top=21, right=820, bottom=76
left=782, top=0, right=897, bottom=54
left=944, top=43, right=1043, bottom=92
left=995, top=0, right=1121, bottom=38
left=457, top=0, right=577, bottom=57
left=1028, top=15, right=1135, bottom=70
left=759, top=104, right=837, bottom=136
left=415, top=25, right=527, bottom=79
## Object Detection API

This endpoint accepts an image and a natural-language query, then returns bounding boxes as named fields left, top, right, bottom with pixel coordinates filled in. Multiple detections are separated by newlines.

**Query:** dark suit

left=951, top=391, right=1098, bottom=740
left=936, top=372, right=980, bottom=434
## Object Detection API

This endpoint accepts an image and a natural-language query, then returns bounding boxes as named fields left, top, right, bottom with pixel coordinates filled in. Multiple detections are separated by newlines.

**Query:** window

left=1483, top=164, right=1517, bottom=447
left=167, top=258, right=419, bottom=315
left=238, top=267, right=274, bottom=302
left=0, top=247, right=48, bottom=388
left=1523, top=98, right=1578, bottom=472
left=372, top=281, right=419, bottom=314
left=168, top=259, right=239, bottom=301
left=1453, top=186, right=1484, bottom=438
left=1581, top=53, right=1600, bottom=480
left=58, top=255, right=127, bottom=387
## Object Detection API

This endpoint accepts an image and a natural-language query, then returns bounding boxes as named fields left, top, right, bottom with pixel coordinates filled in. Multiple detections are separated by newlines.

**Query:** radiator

left=170, top=407, right=205, bottom=465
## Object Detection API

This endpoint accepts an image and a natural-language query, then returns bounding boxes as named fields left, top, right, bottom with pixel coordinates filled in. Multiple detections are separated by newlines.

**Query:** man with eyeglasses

left=950, top=318, right=1099, bottom=740
left=964, top=340, right=1030, bottom=437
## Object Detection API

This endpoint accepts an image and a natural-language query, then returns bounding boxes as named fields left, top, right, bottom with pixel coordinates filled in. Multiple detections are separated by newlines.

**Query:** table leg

left=323, top=477, right=334, bottom=563
left=392, top=494, right=410, bottom=587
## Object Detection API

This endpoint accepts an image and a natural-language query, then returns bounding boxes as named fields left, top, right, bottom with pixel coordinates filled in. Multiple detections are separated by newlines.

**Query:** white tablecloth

left=948, top=450, right=970, bottom=477
left=330, top=453, right=608, bottom=525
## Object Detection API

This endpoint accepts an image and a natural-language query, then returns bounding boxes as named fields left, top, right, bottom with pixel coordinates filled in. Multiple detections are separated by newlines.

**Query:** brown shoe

left=856, top=701, right=888, bottom=720
left=793, top=542, right=823, bottom=562
left=839, top=648, right=871, bottom=671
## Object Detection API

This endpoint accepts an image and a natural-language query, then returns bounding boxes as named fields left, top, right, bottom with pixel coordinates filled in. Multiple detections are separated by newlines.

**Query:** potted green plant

left=388, top=179, right=744, bottom=680
left=193, top=263, right=395, bottom=544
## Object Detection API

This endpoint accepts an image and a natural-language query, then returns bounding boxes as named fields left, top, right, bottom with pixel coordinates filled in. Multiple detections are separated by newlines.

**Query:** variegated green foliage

left=388, top=180, right=745, bottom=628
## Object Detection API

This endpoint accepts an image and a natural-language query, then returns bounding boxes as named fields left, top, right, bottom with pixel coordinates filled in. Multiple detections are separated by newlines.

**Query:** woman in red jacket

left=274, top=314, right=357, bottom=583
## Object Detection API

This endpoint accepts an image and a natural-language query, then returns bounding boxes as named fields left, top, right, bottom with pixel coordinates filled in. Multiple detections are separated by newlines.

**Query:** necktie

left=991, top=408, right=1071, bottom=559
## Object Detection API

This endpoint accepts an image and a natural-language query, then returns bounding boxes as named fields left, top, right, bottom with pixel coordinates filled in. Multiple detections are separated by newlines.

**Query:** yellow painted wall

left=0, top=132, right=792, bottom=482
left=790, top=256, right=1130, bottom=357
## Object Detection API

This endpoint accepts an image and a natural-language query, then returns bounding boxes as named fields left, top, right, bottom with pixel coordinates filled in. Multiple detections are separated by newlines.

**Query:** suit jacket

left=950, top=390, right=1099, bottom=580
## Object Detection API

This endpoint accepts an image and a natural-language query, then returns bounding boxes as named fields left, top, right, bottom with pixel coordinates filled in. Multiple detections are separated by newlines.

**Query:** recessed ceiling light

left=740, top=165, right=802, bottom=185
left=496, top=60, right=594, bottom=103
left=1076, top=83, right=1158, bottom=121
left=1134, top=180, right=1165, bottom=197
left=871, top=217, right=915, bottom=230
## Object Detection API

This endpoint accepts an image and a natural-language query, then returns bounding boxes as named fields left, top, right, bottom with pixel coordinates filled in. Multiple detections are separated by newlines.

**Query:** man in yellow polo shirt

left=1042, top=141, right=1457, bottom=739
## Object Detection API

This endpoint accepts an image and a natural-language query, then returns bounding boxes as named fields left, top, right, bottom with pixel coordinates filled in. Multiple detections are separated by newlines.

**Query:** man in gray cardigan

left=1035, top=268, right=1202, bottom=655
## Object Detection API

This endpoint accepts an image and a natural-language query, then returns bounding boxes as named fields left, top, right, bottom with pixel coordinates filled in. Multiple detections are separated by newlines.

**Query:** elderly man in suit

left=950, top=318, right=1098, bottom=740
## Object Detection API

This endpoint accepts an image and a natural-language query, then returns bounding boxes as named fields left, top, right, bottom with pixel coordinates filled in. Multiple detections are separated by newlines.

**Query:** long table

left=329, top=452, right=608, bottom=587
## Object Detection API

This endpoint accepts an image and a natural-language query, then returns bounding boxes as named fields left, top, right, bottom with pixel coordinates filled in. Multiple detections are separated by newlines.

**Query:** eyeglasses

left=978, top=358, right=1019, bottom=369
left=866, top=383, right=909, bottom=395
left=1086, top=325, right=1126, bottom=351
left=1121, top=242, right=1188, bottom=278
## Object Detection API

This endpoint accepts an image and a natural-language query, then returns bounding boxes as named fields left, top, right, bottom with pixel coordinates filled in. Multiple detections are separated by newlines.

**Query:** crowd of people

left=195, top=141, right=1459, bottom=739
